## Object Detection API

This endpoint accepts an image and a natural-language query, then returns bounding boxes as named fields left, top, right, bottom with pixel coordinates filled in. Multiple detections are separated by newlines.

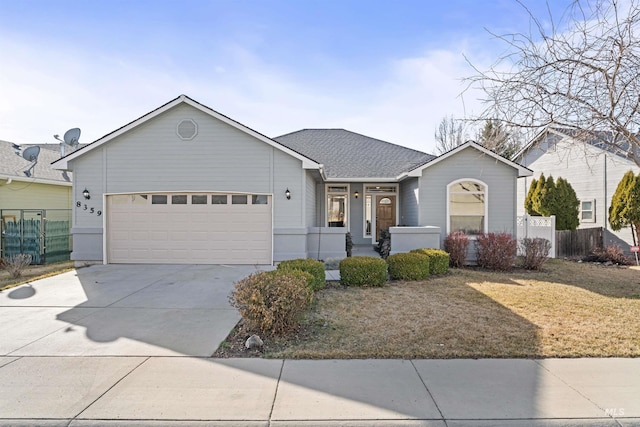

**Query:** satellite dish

left=63, top=128, right=81, bottom=147
left=22, top=146, right=40, bottom=162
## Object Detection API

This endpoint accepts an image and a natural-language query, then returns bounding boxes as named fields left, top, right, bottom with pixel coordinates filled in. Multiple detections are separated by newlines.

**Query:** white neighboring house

left=515, top=127, right=640, bottom=251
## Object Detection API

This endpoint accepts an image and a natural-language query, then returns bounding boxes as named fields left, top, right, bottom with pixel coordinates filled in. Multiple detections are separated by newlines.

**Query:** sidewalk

left=1, top=356, right=638, bottom=426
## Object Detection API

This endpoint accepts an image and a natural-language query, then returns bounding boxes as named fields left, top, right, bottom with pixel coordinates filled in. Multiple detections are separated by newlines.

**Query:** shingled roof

left=0, top=141, right=71, bottom=184
left=274, top=129, right=435, bottom=180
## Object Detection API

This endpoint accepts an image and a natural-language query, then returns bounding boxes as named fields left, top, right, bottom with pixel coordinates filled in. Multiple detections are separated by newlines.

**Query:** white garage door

left=106, top=193, right=272, bottom=264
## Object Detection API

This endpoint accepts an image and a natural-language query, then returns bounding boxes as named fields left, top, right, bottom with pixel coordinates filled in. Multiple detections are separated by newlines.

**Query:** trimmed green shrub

left=277, top=258, right=326, bottom=291
left=410, top=249, right=450, bottom=275
left=387, top=252, right=430, bottom=281
left=444, top=231, right=469, bottom=268
left=475, top=232, right=517, bottom=271
left=339, top=256, right=387, bottom=287
left=229, top=270, right=313, bottom=336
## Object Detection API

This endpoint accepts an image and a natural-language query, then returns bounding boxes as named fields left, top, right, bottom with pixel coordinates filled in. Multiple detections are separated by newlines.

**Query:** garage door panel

left=107, top=193, right=272, bottom=264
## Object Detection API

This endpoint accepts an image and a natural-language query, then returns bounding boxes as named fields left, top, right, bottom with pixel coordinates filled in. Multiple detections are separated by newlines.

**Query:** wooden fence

left=555, top=227, right=603, bottom=258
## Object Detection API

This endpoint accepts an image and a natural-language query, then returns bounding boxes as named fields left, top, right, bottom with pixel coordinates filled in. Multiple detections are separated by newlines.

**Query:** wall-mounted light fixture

left=285, top=188, right=291, bottom=200
left=354, top=191, right=359, bottom=199
left=82, top=188, right=91, bottom=200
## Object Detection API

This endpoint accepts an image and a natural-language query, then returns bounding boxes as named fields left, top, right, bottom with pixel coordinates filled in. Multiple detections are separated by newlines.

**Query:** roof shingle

left=274, top=129, right=434, bottom=179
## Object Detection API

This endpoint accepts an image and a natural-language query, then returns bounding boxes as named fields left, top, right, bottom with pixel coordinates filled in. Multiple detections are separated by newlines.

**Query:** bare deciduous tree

left=466, top=0, right=640, bottom=165
left=434, top=115, right=468, bottom=154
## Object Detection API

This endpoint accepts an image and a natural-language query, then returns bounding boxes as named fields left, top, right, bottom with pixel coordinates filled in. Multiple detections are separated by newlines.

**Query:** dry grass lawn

left=266, top=259, right=640, bottom=359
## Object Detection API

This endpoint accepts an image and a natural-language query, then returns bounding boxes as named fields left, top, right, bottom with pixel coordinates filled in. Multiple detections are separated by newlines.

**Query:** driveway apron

left=0, top=264, right=266, bottom=357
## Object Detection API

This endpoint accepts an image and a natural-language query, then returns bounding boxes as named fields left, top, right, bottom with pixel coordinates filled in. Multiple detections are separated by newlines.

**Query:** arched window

left=447, top=179, right=487, bottom=235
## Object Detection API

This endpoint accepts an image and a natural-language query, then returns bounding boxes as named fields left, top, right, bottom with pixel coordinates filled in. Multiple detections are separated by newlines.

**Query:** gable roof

left=404, top=140, right=532, bottom=178
left=515, top=126, right=640, bottom=161
left=274, top=129, right=435, bottom=181
left=0, top=141, right=71, bottom=185
left=52, top=95, right=321, bottom=171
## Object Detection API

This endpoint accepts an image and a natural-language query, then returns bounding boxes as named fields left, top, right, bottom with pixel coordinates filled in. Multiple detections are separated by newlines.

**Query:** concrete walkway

left=0, top=356, right=638, bottom=426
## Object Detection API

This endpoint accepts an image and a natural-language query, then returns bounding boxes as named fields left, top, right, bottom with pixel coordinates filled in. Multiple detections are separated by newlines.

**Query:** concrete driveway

left=0, top=264, right=267, bottom=357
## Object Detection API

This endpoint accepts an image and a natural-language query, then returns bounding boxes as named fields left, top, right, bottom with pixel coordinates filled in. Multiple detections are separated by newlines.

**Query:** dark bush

left=339, top=256, right=387, bottom=287
left=444, top=231, right=469, bottom=268
left=277, top=258, right=326, bottom=291
left=583, top=245, right=631, bottom=265
left=410, top=248, right=450, bottom=275
left=387, top=252, right=430, bottom=281
left=519, top=238, right=551, bottom=270
left=475, top=232, right=518, bottom=271
left=376, top=230, right=391, bottom=259
left=229, top=270, right=313, bottom=336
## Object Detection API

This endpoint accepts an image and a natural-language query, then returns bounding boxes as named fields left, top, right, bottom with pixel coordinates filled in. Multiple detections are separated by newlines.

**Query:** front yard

left=217, top=259, right=640, bottom=359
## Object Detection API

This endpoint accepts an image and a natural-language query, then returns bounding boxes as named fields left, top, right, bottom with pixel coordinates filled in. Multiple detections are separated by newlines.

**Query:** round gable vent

left=177, top=119, right=198, bottom=140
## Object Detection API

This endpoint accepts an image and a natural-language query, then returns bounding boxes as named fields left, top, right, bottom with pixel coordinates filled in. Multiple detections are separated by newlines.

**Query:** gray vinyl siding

left=350, top=183, right=365, bottom=244
left=419, top=146, right=518, bottom=241
left=305, top=171, right=317, bottom=227
left=69, top=103, right=308, bottom=261
left=399, top=177, right=419, bottom=226
left=518, top=139, right=640, bottom=248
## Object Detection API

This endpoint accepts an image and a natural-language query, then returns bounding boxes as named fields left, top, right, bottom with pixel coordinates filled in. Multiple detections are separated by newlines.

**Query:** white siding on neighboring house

left=517, top=139, right=640, bottom=248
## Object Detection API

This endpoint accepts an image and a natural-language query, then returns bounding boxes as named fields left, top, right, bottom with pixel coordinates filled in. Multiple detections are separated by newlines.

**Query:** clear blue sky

left=0, top=0, right=571, bottom=153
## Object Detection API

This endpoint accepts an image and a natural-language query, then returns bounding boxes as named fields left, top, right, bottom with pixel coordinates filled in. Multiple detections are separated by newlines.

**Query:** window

left=171, top=195, right=187, bottom=204
left=581, top=200, right=595, bottom=222
left=151, top=195, right=167, bottom=204
left=212, top=195, right=227, bottom=204
left=191, top=195, right=208, bottom=204
left=252, top=195, right=268, bottom=205
left=232, top=195, right=248, bottom=204
left=326, top=184, right=349, bottom=228
left=448, top=180, right=486, bottom=235
left=365, top=195, right=372, bottom=236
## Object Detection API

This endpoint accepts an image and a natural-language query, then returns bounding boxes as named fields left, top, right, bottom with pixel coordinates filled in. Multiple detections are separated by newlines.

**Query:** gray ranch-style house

left=52, top=95, right=532, bottom=265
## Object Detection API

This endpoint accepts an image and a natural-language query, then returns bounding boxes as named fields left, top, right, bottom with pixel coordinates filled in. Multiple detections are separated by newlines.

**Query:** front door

left=376, top=196, right=396, bottom=241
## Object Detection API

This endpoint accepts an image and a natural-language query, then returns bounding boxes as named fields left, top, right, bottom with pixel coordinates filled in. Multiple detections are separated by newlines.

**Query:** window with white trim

left=580, top=199, right=595, bottom=222
left=448, top=180, right=486, bottom=235
left=326, top=185, right=349, bottom=228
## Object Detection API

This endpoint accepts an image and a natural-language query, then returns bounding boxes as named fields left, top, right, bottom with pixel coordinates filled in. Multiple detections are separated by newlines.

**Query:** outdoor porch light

left=82, top=188, right=91, bottom=200
left=285, top=188, right=291, bottom=200
left=354, top=191, right=359, bottom=199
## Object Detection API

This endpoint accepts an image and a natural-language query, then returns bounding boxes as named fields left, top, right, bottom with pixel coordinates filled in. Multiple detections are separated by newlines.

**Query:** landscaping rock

left=245, top=334, right=264, bottom=349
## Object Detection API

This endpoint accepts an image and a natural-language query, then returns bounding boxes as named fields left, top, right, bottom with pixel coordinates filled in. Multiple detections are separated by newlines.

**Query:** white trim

left=406, top=141, right=533, bottom=178
left=324, top=183, right=350, bottom=230
left=52, top=95, right=322, bottom=171
left=0, top=174, right=72, bottom=187
left=580, top=199, right=596, bottom=223
left=446, top=178, right=488, bottom=235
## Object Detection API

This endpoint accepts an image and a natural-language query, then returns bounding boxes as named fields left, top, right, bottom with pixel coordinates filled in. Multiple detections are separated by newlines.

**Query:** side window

left=448, top=180, right=486, bottom=235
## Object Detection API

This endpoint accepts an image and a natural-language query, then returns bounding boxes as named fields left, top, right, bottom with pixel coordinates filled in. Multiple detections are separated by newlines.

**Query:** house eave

left=0, top=174, right=72, bottom=186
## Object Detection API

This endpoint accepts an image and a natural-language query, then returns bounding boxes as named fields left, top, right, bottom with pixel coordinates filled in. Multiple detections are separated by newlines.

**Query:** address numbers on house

left=76, top=201, right=102, bottom=216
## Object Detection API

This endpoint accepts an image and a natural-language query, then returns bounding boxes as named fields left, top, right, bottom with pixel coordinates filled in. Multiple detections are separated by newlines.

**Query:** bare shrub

left=2, top=254, right=33, bottom=278
left=584, top=245, right=631, bottom=265
left=520, top=238, right=551, bottom=270
left=476, top=233, right=517, bottom=271
left=444, top=232, right=469, bottom=268
left=229, top=270, right=313, bottom=336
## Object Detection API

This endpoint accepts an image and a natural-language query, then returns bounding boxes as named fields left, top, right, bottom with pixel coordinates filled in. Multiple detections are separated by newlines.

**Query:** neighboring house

left=0, top=141, right=73, bottom=262
left=52, top=95, right=532, bottom=265
left=515, top=127, right=640, bottom=250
